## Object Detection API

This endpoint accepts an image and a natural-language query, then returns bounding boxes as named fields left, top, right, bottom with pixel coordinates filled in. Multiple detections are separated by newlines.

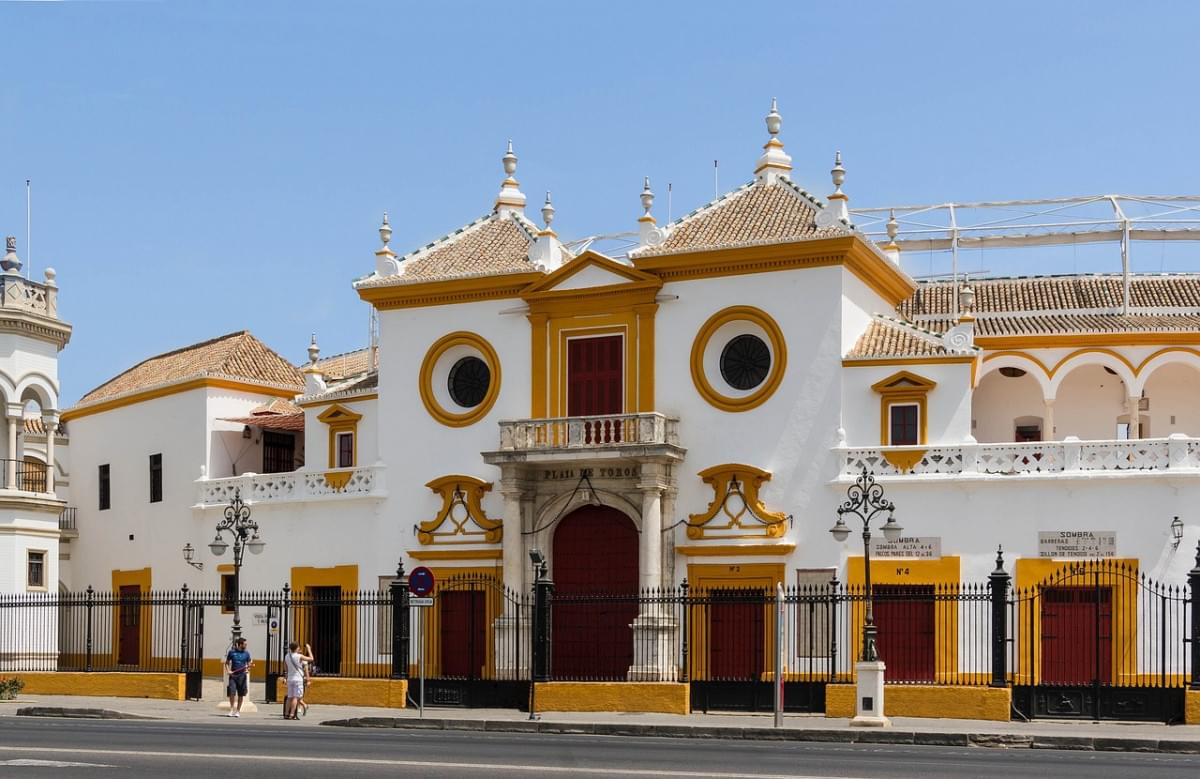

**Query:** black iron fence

left=0, top=458, right=49, bottom=492
left=58, top=507, right=77, bottom=531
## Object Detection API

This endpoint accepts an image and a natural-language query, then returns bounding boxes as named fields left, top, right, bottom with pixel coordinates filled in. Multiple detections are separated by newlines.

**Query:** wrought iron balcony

left=58, top=507, right=77, bottom=531
left=838, top=434, right=1200, bottom=480
left=194, top=463, right=387, bottom=507
left=0, top=458, right=51, bottom=494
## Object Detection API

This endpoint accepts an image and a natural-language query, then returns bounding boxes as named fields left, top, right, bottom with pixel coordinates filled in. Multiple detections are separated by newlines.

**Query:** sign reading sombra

left=1038, top=530, right=1117, bottom=559
left=868, top=536, right=941, bottom=559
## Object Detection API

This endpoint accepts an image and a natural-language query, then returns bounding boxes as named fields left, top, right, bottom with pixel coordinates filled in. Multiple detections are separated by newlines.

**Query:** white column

left=1127, top=395, right=1141, bottom=439
left=42, top=414, right=57, bottom=495
left=639, top=487, right=662, bottom=590
left=4, top=404, right=19, bottom=489
left=500, top=481, right=524, bottom=596
left=1044, top=398, right=1055, bottom=441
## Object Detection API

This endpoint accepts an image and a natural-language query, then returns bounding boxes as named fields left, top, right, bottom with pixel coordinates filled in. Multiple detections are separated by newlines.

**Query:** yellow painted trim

left=690, top=305, right=787, bottom=413
left=416, top=475, right=502, bottom=545
left=297, top=393, right=378, bottom=409
left=633, top=235, right=916, bottom=308
left=872, top=370, right=936, bottom=446
left=407, top=548, right=504, bottom=561
left=11, top=672, right=186, bottom=701
left=1047, top=347, right=1137, bottom=379
left=533, top=682, right=689, bottom=714
left=978, top=331, right=1200, bottom=350
left=846, top=556, right=961, bottom=682
left=528, top=313, right=549, bottom=419
left=418, top=331, right=502, bottom=427
left=62, top=378, right=298, bottom=422
left=635, top=303, right=657, bottom=412
left=687, top=464, right=787, bottom=540
left=216, top=564, right=234, bottom=573
left=290, top=564, right=360, bottom=671
left=687, top=563, right=785, bottom=682
left=111, top=567, right=152, bottom=669
left=550, top=321, right=634, bottom=417
left=1012, top=558, right=1139, bottom=687
left=843, top=355, right=976, bottom=367
left=1187, top=689, right=1200, bottom=725
left=522, top=250, right=661, bottom=294
left=675, top=543, right=796, bottom=557
left=357, top=271, right=544, bottom=311
left=825, top=684, right=1010, bottom=721
left=323, top=471, right=353, bottom=490
left=881, top=449, right=927, bottom=473
left=317, top=404, right=362, bottom=468
left=275, top=677, right=408, bottom=708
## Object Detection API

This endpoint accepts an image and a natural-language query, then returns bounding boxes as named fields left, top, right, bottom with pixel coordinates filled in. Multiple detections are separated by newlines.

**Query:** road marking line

left=0, top=758, right=114, bottom=767
left=0, top=746, right=865, bottom=778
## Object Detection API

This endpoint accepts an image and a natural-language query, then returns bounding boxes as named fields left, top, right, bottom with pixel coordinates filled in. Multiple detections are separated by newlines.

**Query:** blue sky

left=3, top=1, right=1199, bottom=404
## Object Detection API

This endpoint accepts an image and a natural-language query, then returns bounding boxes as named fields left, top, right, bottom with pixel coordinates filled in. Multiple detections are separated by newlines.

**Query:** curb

left=322, top=717, right=1200, bottom=755
left=17, top=707, right=159, bottom=721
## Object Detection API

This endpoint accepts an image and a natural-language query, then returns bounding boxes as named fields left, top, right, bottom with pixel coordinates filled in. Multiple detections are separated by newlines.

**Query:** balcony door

left=567, top=335, right=623, bottom=417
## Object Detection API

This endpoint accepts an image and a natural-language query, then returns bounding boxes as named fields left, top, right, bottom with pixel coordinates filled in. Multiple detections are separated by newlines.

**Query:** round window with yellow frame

left=419, top=331, right=502, bottom=427
left=690, top=306, right=787, bottom=412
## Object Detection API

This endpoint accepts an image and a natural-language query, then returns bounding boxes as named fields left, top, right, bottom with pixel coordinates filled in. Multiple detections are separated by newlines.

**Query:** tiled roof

left=846, top=317, right=951, bottom=359
left=358, top=212, right=544, bottom=287
left=77, top=331, right=304, bottom=406
left=313, top=347, right=375, bottom=380
left=632, top=179, right=849, bottom=258
left=22, top=417, right=67, bottom=437
left=899, top=274, right=1200, bottom=338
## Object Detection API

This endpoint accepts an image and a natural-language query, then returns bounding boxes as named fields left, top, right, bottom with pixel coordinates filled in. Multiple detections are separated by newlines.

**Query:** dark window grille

left=262, top=431, right=295, bottom=473
left=337, top=432, right=354, bottom=468
left=889, top=404, right=919, bottom=445
left=719, top=334, right=771, bottom=390
left=149, top=454, right=162, bottom=503
left=448, top=356, right=490, bottom=408
left=98, top=464, right=110, bottom=511
left=27, top=551, right=44, bottom=588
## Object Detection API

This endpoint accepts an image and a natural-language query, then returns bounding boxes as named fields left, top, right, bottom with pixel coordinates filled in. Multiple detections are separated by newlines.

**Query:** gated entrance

left=1010, top=559, right=1189, bottom=723
left=874, top=585, right=935, bottom=683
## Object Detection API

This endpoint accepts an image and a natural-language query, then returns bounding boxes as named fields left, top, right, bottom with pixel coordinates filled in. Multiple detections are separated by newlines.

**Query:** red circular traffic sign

left=409, top=566, right=435, bottom=597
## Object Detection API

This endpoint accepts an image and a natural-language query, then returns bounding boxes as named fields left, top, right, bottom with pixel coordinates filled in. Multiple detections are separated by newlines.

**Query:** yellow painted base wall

left=274, top=677, right=408, bottom=709
left=825, top=684, right=1010, bottom=722
left=11, top=672, right=186, bottom=701
left=534, top=682, right=689, bottom=714
left=1186, top=689, right=1200, bottom=725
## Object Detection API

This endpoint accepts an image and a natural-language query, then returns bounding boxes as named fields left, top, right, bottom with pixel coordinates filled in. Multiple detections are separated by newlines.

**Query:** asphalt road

left=0, top=717, right=1198, bottom=778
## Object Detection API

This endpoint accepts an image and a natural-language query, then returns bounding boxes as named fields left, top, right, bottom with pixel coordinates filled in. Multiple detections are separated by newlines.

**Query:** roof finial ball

left=640, top=177, right=655, bottom=219
left=886, top=209, right=899, bottom=243
left=765, top=97, right=782, bottom=136
left=307, top=333, right=320, bottom=365
left=541, top=191, right=555, bottom=230
left=503, top=139, right=518, bottom=178
left=831, top=151, right=846, bottom=195
left=379, top=212, right=392, bottom=249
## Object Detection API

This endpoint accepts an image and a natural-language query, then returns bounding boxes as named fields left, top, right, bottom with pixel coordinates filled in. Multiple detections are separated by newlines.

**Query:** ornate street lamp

left=208, top=489, right=265, bottom=641
left=830, top=467, right=903, bottom=662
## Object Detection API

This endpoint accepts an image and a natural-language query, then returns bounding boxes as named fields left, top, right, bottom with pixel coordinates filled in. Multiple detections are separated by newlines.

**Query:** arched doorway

left=551, top=505, right=639, bottom=678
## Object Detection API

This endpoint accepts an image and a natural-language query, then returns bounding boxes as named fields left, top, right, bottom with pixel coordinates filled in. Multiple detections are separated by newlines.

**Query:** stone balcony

left=487, top=412, right=684, bottom=464
left=838, top=434, right=1200, bottom=481
left=193, top=463, right=387, bottom=507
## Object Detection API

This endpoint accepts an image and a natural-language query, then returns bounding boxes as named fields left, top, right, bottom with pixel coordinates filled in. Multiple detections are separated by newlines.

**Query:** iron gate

left=182, top=601, right=205, bottom=699
left=1010, top=559, right=1190, bottom=723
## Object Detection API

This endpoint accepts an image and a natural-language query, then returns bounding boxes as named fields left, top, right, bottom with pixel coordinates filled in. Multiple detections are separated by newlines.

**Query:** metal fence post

left=532, top=574, right=553, bottom=682
left=85, top=585, right=94, bottom=672
left=391, top=562, right=410, bottom=679
left=1189, top=542, right=1200, bottom=690
left=989, top=546, right=1010, bottom=688
left=679, top=579, right=690, bottom=683
left=828, top=573, right=839, bottom=682
left=179, top=584, right=189, bottom=674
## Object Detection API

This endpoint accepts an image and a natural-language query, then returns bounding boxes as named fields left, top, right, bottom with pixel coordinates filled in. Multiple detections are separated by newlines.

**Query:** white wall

left=972, top=370, right=1046, bottom=442
left=302, top=396, right=377, bottom=470
left=840, top=361, right=973, bottom=447
left=1142, top=363, right=1200, bottom=437
left=1054, top=364, right=1128, bottom=440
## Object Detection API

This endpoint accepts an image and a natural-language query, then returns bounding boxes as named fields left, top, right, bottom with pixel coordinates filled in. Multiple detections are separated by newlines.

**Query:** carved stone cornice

left=0, top=309, right=72, bottom=350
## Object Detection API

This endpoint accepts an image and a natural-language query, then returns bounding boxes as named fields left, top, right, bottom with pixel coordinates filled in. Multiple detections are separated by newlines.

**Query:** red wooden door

left=567, top=336, right=624, bottom=442
left=118, top=585, right=141, bottom=665
left=709, top=591, right=764, bottom=680
left=873, top=585, right=935, bottom=682
left=552, top=506, right=639, bottom=678
left=1041, top=587, right=1112, bottom=685
left=440, top=590, right=486, bottom=679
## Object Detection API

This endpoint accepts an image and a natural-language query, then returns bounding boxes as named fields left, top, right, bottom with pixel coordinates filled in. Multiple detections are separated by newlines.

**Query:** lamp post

left=208, top=489, right=265, bottom=642
left=830, top=467, right=903, bottom=726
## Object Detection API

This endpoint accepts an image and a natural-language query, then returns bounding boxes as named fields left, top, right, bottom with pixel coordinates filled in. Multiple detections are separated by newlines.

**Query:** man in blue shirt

left=224, top=637, right=253, bottom=717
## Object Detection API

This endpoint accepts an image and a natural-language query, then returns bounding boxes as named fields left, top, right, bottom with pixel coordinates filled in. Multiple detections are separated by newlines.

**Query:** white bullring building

left=10, top=104, right=1200, bottom=699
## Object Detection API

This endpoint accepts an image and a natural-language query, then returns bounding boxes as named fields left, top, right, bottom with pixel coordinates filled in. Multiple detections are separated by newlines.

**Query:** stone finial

left=1, top=236, right=21, bottom=273
left=883, top=208, right=901, bottom=265
left=541, top=191, right=555, bottom=231
left=494, top=139, right=527, bottom=214
left=640, top=177, right=655, bottom=221
left=754, top=98, right=792, bottom=184
left=379, top=212, right=392, bottom=248
left=307, top=333, right=320, bottom=365
left=638, top=176, right=665, bottom=248
left=827, top=151, right=849, bottom=222
left=959, top=282, right=977, bottom=317
left=43, top=267, right=57, bottom=288
left=303, top=334, right=326, bottom=394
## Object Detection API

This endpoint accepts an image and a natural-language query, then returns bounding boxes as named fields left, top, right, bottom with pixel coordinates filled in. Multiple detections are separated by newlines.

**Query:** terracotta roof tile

left=847, top=317, right=951, bottom=359
left=358, top=212, right=542, bottom=287
left=632, top=179, right=848, bottom=258
left=313, top=348, right=375, bottom=380
left=22, top=417, right=66, bottom=437
left=77, top=331, right=304, bottom=406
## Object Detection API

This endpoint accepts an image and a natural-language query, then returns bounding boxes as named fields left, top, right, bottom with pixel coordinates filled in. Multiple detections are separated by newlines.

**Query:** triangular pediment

left=523, top=250, right=660, bottom=296
left=871, top=370, right=937, bottom=393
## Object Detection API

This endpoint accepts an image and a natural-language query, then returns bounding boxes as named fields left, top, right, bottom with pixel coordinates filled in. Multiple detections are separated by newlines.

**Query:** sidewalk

left=3, top=679, right=1199, bottom=754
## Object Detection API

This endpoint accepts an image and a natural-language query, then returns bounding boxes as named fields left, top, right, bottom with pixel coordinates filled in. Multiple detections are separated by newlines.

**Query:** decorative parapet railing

left=838, top=434, right=1200, bottom=479
left=2, top=273, right=58, bottom=319
left=498, top=413, right=680, bottom=451
left=194, top=464, right=386, bottom=507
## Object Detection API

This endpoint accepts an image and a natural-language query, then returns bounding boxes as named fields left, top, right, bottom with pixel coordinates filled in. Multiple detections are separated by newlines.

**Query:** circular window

left=419, top=332, right=501, bottom=427
left=690, top=306, right=787, bottom=412
left=447, top=356, right=491, bottom=408
left=720, top=334, right=771, bottom=390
